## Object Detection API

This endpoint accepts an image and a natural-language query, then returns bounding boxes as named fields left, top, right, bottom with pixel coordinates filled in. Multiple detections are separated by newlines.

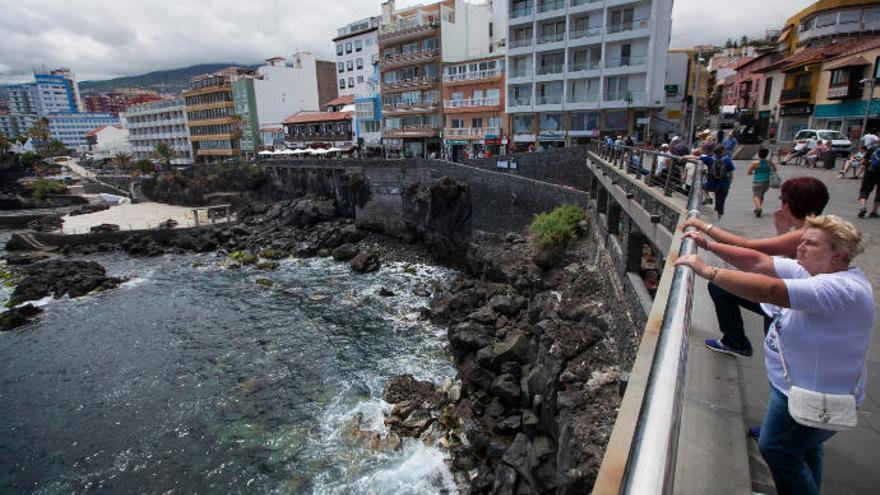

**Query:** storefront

left=778, top=104, right=813, bottom=141
left=537, top=131, right=566, bottom=150
left=813, top=99, right=880, bottom=140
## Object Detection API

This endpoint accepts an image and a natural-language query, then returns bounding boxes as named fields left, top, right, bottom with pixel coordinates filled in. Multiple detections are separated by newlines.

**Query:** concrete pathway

left=701, top=161, right=880, bottom=495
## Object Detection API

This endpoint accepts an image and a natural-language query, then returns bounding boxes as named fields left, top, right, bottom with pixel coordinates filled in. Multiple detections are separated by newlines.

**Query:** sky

left=0, top=0, right=817, bottom=85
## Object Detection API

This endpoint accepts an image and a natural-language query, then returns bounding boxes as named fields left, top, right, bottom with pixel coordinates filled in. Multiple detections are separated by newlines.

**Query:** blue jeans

left=759, top=385, right=836, bottom=495
left=708, top=282, right=772, bottom=353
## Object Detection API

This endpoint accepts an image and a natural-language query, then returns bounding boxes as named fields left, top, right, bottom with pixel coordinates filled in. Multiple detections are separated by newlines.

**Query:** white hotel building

left=334, top=16, right=381, bottom=97
left=505, top=0, right=673, bottom=147
left=122, top=98, right=194, bottom=165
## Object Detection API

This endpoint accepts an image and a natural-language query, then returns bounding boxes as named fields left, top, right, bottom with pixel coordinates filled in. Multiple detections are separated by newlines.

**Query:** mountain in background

left=79, top=63, right=258, bottom=95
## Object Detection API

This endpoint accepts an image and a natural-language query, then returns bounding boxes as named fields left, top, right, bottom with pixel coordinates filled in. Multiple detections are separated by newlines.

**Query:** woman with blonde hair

left=676, top=215, right=873, bottom=495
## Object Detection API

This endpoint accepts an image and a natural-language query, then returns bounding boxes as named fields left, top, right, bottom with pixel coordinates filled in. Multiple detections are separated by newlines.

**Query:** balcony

left=444, top=127, right=501, bottom=139
left=605, top=55, right=647, bottom=69
left=607, top=18, right=651, bottom=35
left=536, top=66, right=565, bottom=77
left=380, top=48, right=440, bottom=69
left=568, top=26, right=602, bottom=40
left=537, top=32, right=565, bottom=44
left=827, top=84, right=858, bottom=100
left=508, top=69, right=533, bottom=80
left=508, top=96, right=533, bottom=106
left=510, top=5, right=533, bottom=19
left=568, top=61, right=601, bottom=72
left=536, top=94, right=563, bottom=105
left=604, top=89, right=645, bottom=103
left=381, top=75, right=442, bottom=92
left=443, top=69, right=501, bottom=83
left=378, top=19, right=440, bottom=44
left=570, top=0, right=602, bottom=6
left=382, top=125, right=441, bottom=138
left=509, top=37, right=533, bottom=49
left=444, top=97, right=502, bottom=109
left=567, top=92, right=599, bottom=103
left=780, top=86, right=812, bottom=103
left=537, top=0, right=565, bottom=13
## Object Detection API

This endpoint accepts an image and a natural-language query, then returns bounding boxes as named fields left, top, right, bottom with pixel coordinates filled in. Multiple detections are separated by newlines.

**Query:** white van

left=794, top=129, right=852, bottom=156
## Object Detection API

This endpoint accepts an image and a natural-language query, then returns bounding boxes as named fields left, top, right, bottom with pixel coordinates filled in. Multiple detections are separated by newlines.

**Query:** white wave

left=324, top=440, right=459, bottom=495
left=17, top=295, right=54, bottom=308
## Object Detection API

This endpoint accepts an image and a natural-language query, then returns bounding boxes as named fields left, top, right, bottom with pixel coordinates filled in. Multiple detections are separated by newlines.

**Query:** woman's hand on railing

left=683, top=218, right=710, bottom=233
left=681, top=231, right=710, bottom=250
left=674, top=254, right=711, bottom=279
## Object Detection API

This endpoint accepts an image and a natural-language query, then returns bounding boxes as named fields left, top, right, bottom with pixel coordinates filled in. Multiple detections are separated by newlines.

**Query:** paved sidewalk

left=701, top=161, right=880, bottom=495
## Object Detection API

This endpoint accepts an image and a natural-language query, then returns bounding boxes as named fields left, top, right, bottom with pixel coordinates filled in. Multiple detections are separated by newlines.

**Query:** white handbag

left=776, top=316, right=863, bottom=431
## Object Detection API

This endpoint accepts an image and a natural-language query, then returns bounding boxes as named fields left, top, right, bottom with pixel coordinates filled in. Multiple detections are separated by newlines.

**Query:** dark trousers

left=714, top=186, right=730, bottom=216
left=708, top=282, right=772, bottom=353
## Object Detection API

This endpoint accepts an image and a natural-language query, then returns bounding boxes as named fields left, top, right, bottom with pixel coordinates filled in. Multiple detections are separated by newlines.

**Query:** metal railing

left=588, top=141, right=705, bottom=493
left=537, top=32, right=566, bottom=44
left=509, top=37, right=534, bottom=48
left=606, top=55, right=648, bottom=68
left=443, top=69, right=500, bottom=82
left=607, top=18, right=652, bottom=34
left=444, top=97, right=501, bottom=108
left=588, top=141, right=693, bottom=198
left=569, top=26, right=603, bottom=39
left=538, top=0, right=565, bottom=13
left=510, top=5, right=533, bottom=18
left=568, top=60, right=601, bottom=72
left=567, top=91, right=599, bottom=103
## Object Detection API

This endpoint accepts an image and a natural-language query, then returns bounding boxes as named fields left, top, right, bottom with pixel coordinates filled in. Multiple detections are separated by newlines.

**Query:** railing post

left=646, top=151, right=656, bottom=186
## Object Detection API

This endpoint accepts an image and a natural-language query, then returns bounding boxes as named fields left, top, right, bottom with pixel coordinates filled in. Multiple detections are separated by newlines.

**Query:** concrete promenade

left=696, top=160, right=880, bottom=494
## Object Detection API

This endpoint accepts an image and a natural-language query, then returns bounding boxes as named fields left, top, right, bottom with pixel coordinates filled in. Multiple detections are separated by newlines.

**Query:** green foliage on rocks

left=255, top=278, right=274, bottom=287
left=31, top=178, right=68, bottom=202
left=256, top=261, right=279, bottom=271
left=229, top=251, right=258, bottom=265
left=258, top=249, right=288, bottom=260
left=529, top=204, right=586, bottom=249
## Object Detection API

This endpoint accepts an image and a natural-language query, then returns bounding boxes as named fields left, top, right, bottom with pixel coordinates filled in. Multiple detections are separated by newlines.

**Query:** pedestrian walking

left=748, top=147, right=776, bottom=217
left=723, top=131, right=738, bottom=160
left=704, top=144, right=735, bottom=218
left=857, top=144, right=880, bottom=217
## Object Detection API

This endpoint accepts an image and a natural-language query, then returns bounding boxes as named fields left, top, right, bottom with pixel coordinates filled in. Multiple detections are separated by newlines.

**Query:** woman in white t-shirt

left=676, top=215, right=872, bottom=495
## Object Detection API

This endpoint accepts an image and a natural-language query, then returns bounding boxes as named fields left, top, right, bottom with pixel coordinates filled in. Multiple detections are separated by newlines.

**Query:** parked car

left=793, top=129, right=852, bottom=157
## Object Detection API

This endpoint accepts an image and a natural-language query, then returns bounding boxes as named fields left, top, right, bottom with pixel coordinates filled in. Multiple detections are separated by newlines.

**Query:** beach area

left=60, top=200, right=204, bottom=233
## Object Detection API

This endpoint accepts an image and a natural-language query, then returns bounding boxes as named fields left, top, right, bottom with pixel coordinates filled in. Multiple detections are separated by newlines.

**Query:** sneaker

left=858, top=209, right=867, bottom=218
left=748, top=426, right=761, bottom=439
left=756, top=209, right=762, bottom=218
left=870, top=211, right=880, bottom=218
left=705, top=338, right=753, bottom=357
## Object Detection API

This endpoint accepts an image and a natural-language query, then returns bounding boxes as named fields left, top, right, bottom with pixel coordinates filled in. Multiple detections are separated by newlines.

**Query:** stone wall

left=29, top=225, right=212, bottom=248
left=461, top=147, right=592, bottom=191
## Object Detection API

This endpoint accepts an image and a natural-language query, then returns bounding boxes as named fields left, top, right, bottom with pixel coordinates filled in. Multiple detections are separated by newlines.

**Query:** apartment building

left=183, top=67, right=255, bottom=161
left=122, top=98, right=194, bottom=165
left=283, top=97, right=356, bottom=149
left=441, top=0, right=508, bottom=159
left=85, top=125, right=130, bottom=161
left=335, top=17, right=382, bottom=97
left=379, top=0, right=451, bottom=157
left=231, top=53, right=337, bottom=156
left=505, top=0, right=673, bottom=148
left=46, top=112, right=120, bottom=150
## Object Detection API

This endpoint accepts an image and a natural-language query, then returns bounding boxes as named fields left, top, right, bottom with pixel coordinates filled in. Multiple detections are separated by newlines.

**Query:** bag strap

left=774, top=309, right=867, bottom=396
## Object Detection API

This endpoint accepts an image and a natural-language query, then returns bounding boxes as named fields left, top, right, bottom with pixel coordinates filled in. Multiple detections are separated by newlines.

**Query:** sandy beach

left=61, top=201, right=202, bottom=234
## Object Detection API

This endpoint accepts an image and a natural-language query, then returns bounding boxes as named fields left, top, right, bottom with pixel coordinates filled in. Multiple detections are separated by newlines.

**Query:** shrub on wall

left=529, top=204, right=585, bottom=250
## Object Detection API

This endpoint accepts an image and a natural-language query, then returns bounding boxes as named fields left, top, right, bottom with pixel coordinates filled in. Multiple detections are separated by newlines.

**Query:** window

left=355, top=40, right=363, bottom=52
left=472, top=118, right=483, bottom=128
left=514, top=114, right=534, bottom=134
left=830, top=69, right=848, bottom=86
left=605, top=76, right=629, bottom=100
left=839, top=10, right=861, bottom=24
left=620, top=44, right=631, bottom=66
left=605, top=110, right=628, bottom=130
left=763, top=77, right=773, bottom=105
left=356, top=58, right=364, bottom=69
left=489, top=22, right=493, bottom=37
left=609, top=8, right=635, bottom=32
left=345, top=42, right=353, bottom=54
left=539, top=113, right=563, bottom=131
left=338, top=62, right=345, bottom=73
left=348, top=77, right=355, bottom=88
left=570, top=112, right=600, bottom=131
left=336, top=44, right=344, bottom=56
left=489, top=116, right=501, bottom=129
left=357, top=75, right=364, bottom=84
left=451, top=91, right=464, bottom=100
left=814, top=13, right=836, bottom=28
left=451, top=118, right=464, bottom=128
left=339, top=79, right=346, bottom=89
left=347, top=60, right=353, bottom=71
left=538, top=51, right=564, bottom=75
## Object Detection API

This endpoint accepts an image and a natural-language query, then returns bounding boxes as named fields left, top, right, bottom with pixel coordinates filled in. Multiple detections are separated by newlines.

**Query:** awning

left=824, top=56, right=871, bottom=71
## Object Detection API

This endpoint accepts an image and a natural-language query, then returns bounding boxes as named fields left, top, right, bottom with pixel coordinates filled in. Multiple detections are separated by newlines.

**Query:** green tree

left=740, top=35, right=749, bottom=47
left=0, top=131, right=9, bottom=154
left=134, top=159, right=154, bottom=175
left=27, top=117, right=50, bottom=153
left=113, top=151, right=133, bottom=173
left=152, top=142, right=175, bottom=171
left=19, top=151, right=37, bottom=169
left=43, top=139, right=68, bottom=157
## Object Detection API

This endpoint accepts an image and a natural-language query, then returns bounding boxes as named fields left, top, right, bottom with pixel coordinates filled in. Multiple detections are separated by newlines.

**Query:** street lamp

left=688, top=50, right=706, bottom=148
left=860, top=78, right=876, bottom=142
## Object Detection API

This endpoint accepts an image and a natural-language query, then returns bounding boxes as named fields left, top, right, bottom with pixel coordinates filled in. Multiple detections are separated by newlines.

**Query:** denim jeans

left=707, top=282, right=772, bottom=353
left=759, top=385, right=836, bottom=495
left=714, top=186, right=730, bottom=215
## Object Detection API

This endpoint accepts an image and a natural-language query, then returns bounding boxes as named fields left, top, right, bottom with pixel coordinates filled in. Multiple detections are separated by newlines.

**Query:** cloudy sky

left=0, top=0, right=816, bottom=84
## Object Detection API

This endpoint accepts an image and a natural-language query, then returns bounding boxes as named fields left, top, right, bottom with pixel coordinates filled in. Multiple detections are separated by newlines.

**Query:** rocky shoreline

left=1, top=176, right=639, bottom=494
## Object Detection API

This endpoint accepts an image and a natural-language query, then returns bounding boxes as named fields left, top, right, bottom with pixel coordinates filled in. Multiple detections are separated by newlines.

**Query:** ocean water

left=0, top=243, right=459, bottom=494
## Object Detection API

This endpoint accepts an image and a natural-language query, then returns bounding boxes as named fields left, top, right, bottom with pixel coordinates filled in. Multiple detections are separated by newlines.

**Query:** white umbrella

left=310, top=148, right=329, bottom=155
left=291, top=149, right=309, bottom=154
left=258, top=150, right=274, bottom=155
left=326, top=147, right=342, bottom=153
left=277, top=149, right=296, bottom=155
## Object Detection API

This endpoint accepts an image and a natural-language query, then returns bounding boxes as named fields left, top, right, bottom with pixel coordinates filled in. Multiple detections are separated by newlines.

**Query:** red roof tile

left=324, top=95, right=355, bottom=107
left=283, top=111, right=353, bottom=124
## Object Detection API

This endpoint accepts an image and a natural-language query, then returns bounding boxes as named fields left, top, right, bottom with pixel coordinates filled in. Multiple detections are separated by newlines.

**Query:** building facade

left=813, top=38, right=880, bottom=136
left=231, top=53, right=338, bottom=156
left=505, top=0, right=673, bottom=148
left=379, top=0, right=450, bottom=157
left=85, top=125, right=131, bottom=161
left=33, top=69, right=83, bottom=114
left=335, top=17, right=382, bottom=97
left=83, top=93, right=130, bottom=115
left=46, top=112, right=120, bottom=151
left=183, top=67, right=255, bottom=161
left=283, top=98, right=356, bottom=149
left=123, top=98, right=194, bottom=165
left=0, top=112, right=38, bottom=140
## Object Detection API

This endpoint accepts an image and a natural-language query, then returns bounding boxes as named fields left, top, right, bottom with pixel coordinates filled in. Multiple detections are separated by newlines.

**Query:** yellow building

left=183, top=67, right=254, bottom=161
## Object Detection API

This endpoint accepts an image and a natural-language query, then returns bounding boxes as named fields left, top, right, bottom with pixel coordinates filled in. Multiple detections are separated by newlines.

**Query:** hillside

left=79, top=63, right=258, bottom=95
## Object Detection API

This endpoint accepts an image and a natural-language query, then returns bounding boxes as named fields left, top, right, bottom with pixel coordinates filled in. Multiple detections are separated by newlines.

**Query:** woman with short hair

left=676, top=215, right=873, bottom=495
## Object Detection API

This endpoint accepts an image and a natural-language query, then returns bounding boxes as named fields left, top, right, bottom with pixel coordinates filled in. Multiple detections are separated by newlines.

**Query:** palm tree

left=27, top=117, right=50, bottom=154
left=0, top=131, right=9, bottom=155
left=153, top=142, right=175, bottom=171
left=113, top=151, right=133, bottom=174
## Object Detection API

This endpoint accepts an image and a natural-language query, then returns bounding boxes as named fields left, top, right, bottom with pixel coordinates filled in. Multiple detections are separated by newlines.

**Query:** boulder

left=0, top=304, right=43, bottom=331
left=493, top=330, right=536, bottom=365
left=350, top=250, right=380, bottom=273
left=332, top=243, right=359, bottom=262
left=449, top=322, right=493, bottom=352
left=8, top=259, right=124, bottom=306
left=491, top=373, right=522, bottom=406
left=90, top=223, right=120, bottom=234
